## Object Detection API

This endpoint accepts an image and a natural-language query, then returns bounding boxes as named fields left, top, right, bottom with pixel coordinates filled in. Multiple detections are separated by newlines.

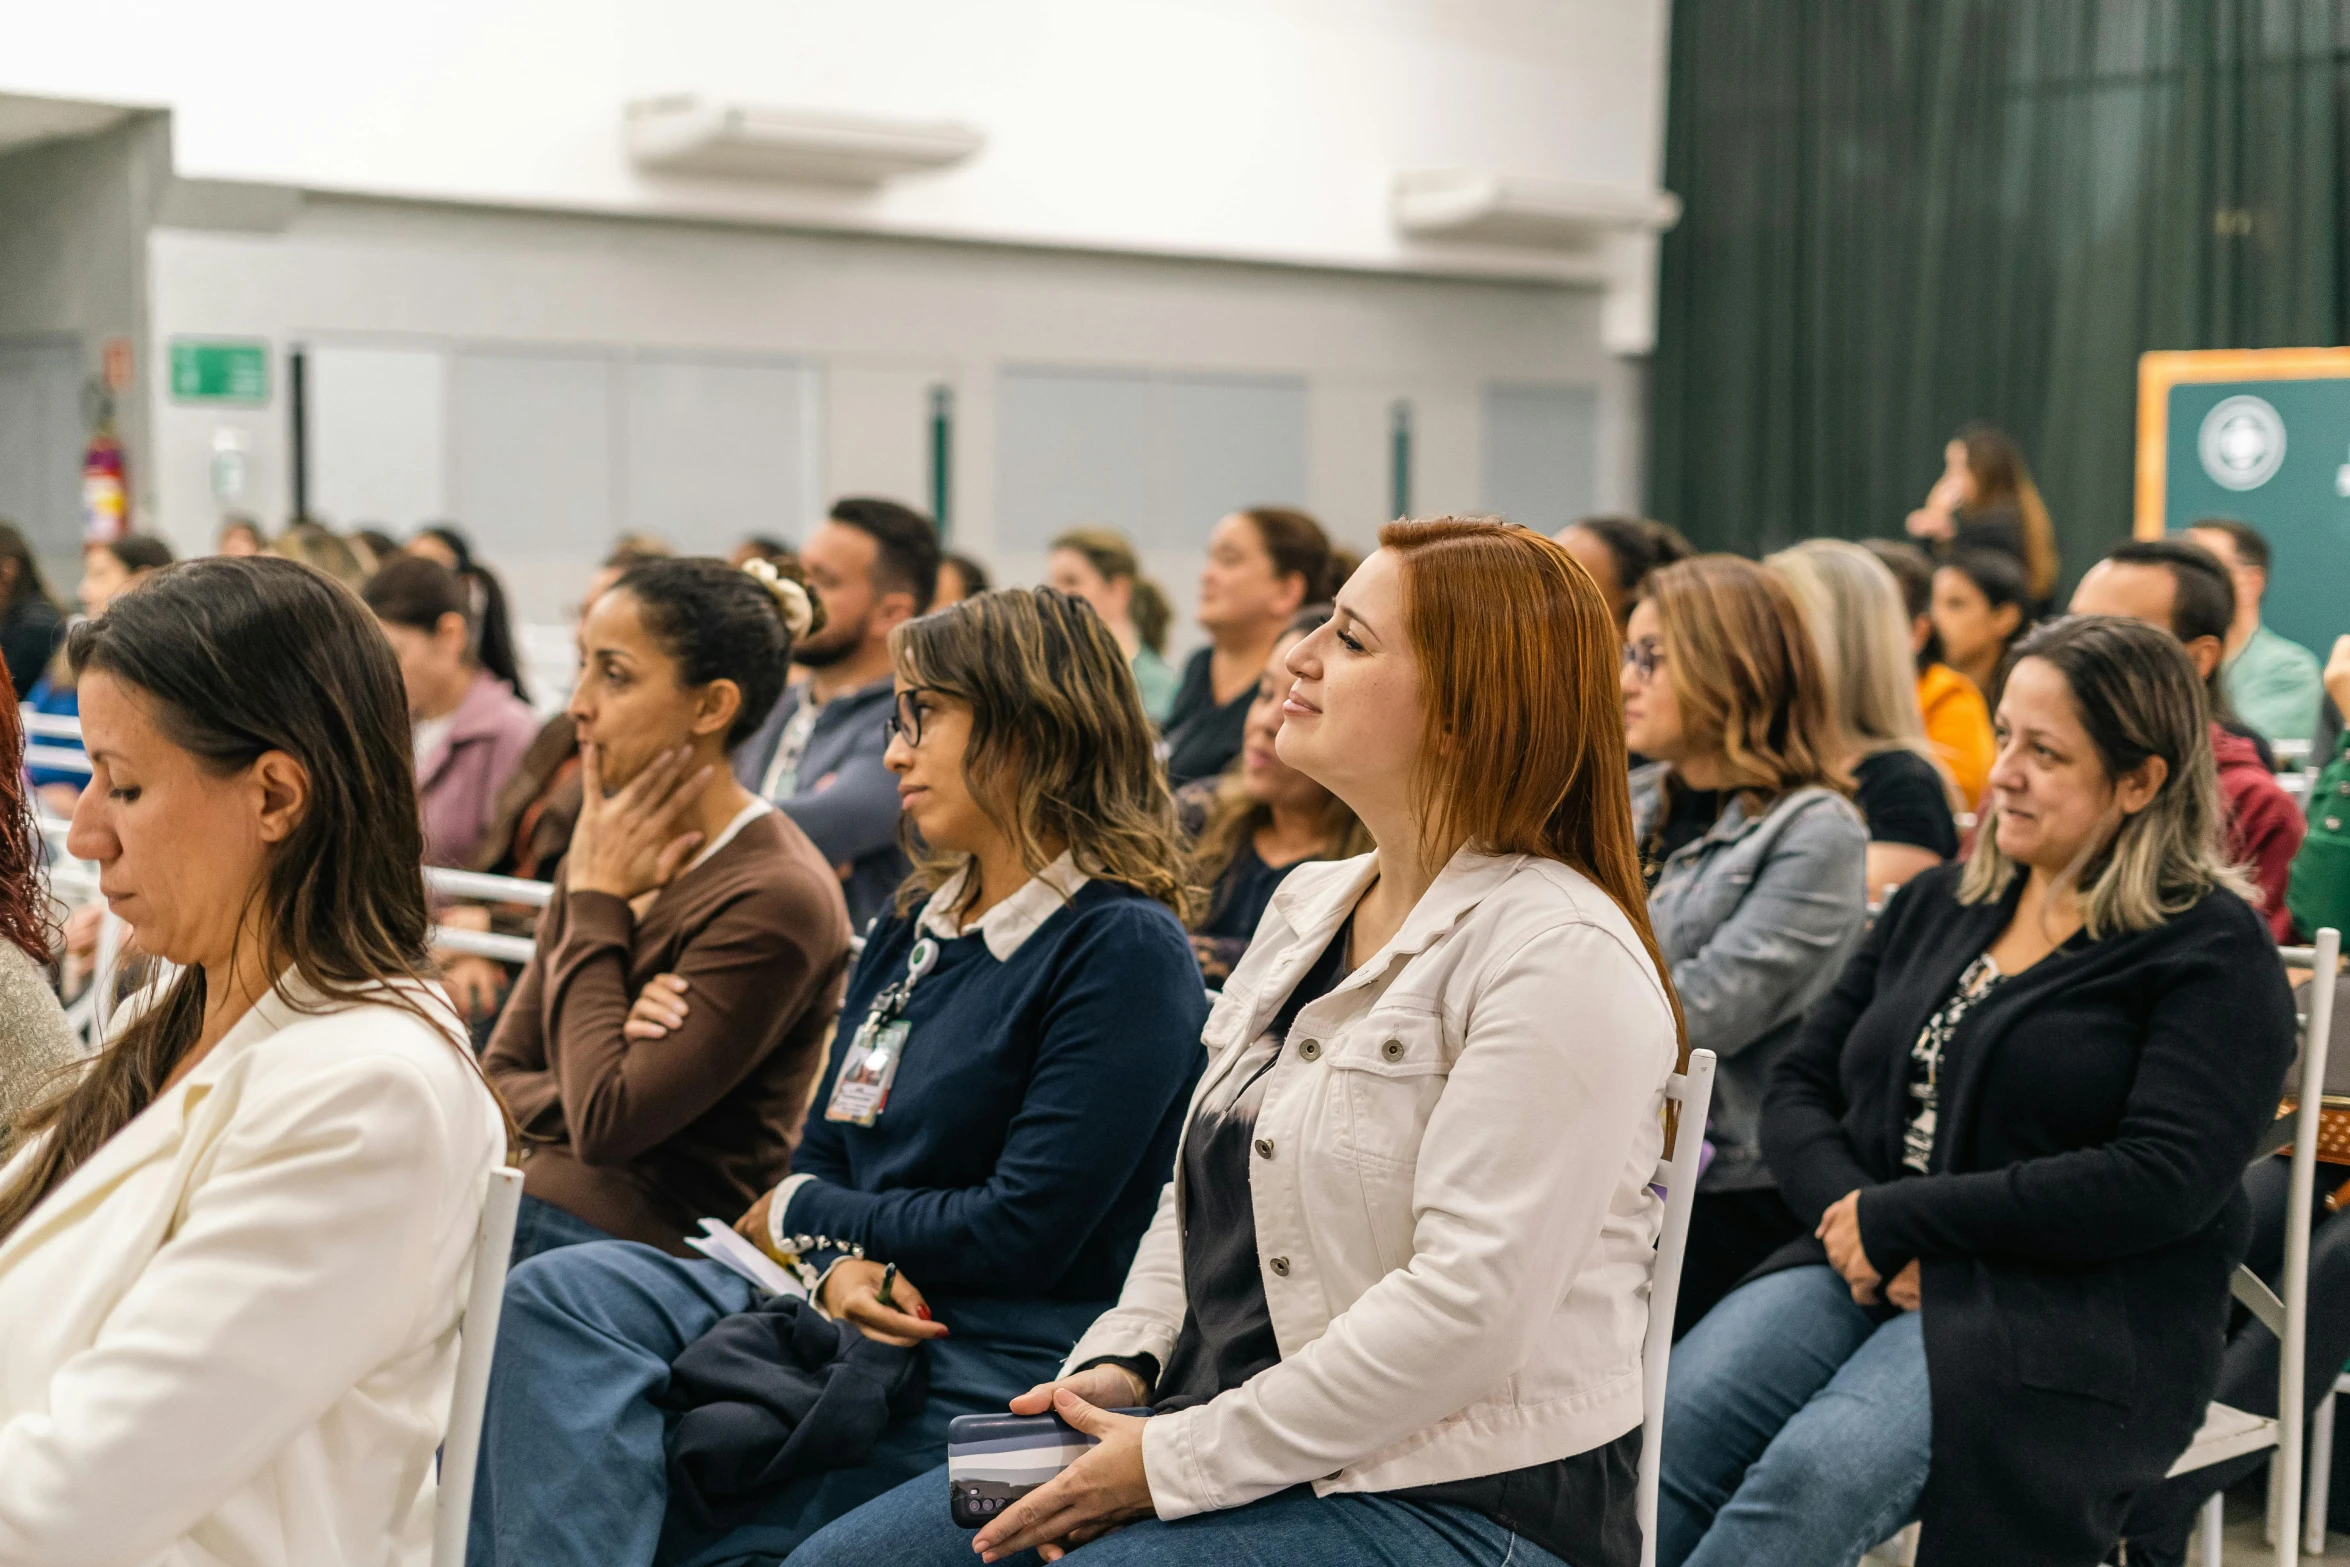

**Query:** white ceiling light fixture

left=1392, top=170, right=1681, bottom=251
left=625, top=96, right=984, bottom=187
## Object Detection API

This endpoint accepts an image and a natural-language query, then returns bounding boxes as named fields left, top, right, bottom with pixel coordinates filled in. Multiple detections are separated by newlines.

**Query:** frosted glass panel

left=1481, top=382, right=1598, bottom=533
left=310, top=343, right=447, bottom=530
left=623, top=356, right=820, bottom=554
left=996, top=366, right=1307, bottom=553
left=0, top=337, right=84, bottom=587
left=1166, top=374, right=1309, bottom=552
left=450, top=350, right=616, bottom=622
left=995, top=368, right=1153, bottom=552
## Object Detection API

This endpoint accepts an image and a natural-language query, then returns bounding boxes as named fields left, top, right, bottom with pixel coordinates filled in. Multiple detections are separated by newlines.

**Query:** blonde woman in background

left=1769, top=540, right=1960, bottom=897
left=1047, top=526, right=1180, bottom=723
left=270, top=520, right=373, bottom=593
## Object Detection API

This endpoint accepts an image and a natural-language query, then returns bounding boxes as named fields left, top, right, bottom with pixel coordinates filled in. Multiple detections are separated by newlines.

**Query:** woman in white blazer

left=794, top=518, right=1685, bottom=1567
left=0, top=557, right=506, bottom=1567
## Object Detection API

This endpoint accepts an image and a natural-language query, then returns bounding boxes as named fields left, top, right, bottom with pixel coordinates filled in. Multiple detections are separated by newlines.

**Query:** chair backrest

left=1637, top=1048, right=1718, bottom=1567
left=2255, top=929, right=2340, bottom=1564
left=431, top=1166, right=525, bottom=1567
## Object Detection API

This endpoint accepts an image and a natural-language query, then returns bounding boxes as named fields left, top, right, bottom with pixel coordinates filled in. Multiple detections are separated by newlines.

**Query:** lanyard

left=866, top=934, right=939, bottom=1029
left=824, top=933, right=939, bottom=1126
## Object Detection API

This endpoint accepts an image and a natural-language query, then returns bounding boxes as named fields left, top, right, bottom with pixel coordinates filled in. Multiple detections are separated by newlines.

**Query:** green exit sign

left=169, top=339, right=270, bottom=404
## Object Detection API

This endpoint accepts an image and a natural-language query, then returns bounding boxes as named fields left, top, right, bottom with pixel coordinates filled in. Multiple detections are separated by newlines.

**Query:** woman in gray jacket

left=1623, top=555, right=1869, bottom=1336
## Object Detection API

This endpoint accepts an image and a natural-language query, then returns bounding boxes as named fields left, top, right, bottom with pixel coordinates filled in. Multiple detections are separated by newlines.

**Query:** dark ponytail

left=411, top=524, right=529, bottom=703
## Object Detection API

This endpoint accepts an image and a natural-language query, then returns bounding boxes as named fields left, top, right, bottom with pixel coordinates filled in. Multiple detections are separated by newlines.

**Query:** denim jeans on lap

left=507, top=1191, right=621, bottom=1265
left=464, top=1238, right=1106, bottom=1567
left=1657, top=1263, right=1931, bottom=1567
left=792, top=1469, right=1571, bottom=1567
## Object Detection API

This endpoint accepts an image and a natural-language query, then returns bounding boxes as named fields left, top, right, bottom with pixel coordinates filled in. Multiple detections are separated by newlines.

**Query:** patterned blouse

left=1904, top=953, right=2007, bottom=1174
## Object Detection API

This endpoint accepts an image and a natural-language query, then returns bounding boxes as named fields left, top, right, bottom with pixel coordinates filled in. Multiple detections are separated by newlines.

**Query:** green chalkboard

left=2162, top=376, right=2350, bottom=658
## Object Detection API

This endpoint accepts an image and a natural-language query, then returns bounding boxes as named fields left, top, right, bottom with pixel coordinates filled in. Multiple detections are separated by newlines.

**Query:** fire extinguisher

left=81, top=382, right=128, bottom=544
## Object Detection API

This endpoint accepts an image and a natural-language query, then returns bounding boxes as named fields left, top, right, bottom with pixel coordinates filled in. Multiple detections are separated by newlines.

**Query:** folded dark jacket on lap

left=658, top=1295, right=928, bottom=1532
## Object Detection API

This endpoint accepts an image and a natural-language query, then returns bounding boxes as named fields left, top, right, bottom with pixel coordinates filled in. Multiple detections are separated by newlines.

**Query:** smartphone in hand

left=946, top=1409, right=1152, bottom=1528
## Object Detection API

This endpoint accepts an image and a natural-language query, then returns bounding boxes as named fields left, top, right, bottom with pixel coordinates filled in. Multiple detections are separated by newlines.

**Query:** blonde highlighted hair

left=1960, top=615, right=2251, bottom=936
left=1638, top=555, right=1846, bottom=810
left=1767, top=539, right=1954, bottom=799
left=891, top=587, right=1194, bottom=922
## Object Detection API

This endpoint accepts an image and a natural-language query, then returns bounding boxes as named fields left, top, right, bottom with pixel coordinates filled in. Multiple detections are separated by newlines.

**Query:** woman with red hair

left=796, top=518, right=1684, bottom=1567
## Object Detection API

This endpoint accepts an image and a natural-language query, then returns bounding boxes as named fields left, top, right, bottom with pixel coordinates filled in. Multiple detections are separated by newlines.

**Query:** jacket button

left=1381, top=1038, right=1406, bottom=1061
left=1254, top=1137, right=1275, bottom=1159
left=1297, top=1039, right=1322, bottom=1061
left=1269, top=1256, right=1291, bottom=1277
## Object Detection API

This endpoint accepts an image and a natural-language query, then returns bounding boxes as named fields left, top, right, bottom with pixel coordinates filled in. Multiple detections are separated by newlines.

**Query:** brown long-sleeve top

left=482, top=807, right=852, bottom=1254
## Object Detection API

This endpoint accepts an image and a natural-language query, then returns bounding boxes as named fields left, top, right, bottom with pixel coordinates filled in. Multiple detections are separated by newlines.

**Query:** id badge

left=825, top=1015, right=911, bottom=1126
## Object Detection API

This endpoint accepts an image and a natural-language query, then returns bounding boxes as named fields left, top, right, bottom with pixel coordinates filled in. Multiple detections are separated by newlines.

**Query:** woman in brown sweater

left=484, top=557, right=853, bottom=1260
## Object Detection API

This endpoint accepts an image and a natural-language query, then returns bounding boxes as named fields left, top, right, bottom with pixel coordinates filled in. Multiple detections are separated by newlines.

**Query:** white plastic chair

left=1637, top=1047, right=1719, bottom=1567
left=2164, top=927, right=2338, bottom=1567
left=432, top=1166, right=526, bottom=1567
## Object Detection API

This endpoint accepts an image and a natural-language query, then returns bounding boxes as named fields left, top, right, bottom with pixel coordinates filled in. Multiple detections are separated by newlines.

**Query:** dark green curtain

left=1649, top=0, right=2350, bottom=586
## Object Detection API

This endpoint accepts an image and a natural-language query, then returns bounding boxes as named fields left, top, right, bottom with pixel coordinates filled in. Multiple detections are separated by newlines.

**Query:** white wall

left=148, top=194, right=1638, bottom=635
left=0, top=114, right=169, bottom=581
left=4, top=0, right=1668, bottom=279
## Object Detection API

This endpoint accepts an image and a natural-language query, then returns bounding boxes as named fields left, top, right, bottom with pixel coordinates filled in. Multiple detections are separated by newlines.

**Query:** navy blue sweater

left=781, top=878, right=1207, bottom=1302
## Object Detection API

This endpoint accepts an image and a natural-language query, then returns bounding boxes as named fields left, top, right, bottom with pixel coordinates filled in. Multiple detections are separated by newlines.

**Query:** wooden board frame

left=2137, top=348, right=2350, bottom=537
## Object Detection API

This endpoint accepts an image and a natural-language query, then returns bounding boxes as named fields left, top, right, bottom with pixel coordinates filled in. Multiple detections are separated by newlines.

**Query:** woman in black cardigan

left=1656, top=615, right=2296, bottom=1567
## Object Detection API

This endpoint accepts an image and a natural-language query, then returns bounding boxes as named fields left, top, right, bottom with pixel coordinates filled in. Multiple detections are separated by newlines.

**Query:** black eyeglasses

left=1621, top=639, right=1667, bottom=683
left=884, top=687, right=943, bottom=748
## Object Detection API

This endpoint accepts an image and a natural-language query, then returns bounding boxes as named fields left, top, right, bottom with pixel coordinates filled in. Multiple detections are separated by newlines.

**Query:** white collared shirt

left=915, top=851, right=1089, bottom=962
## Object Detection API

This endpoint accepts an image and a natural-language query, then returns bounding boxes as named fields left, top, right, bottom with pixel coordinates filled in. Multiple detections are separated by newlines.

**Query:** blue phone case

left=945, top=1409, right=1151, bottom=1529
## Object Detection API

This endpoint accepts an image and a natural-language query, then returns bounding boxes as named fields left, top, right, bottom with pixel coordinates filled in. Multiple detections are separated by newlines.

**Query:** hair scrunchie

left=742, top=557, right=815, bottom=641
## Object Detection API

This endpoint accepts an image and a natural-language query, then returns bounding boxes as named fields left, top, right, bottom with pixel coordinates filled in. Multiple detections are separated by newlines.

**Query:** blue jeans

left=793, top=1470, right=1570, bottom=1566
left=1657, top=1264, right=1931, bottom=1567
left=465, top=1239, right=1108, bottom=1567
left=508, top=1192, right=620, bottom=1265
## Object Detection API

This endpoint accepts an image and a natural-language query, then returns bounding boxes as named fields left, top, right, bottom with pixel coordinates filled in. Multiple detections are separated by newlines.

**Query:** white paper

left=686, top=1218, right=809, bottom=1299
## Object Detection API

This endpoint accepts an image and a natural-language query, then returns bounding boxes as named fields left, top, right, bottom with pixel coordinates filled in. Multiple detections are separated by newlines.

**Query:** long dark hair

left=413, top=523, right=529, bottom=703
left=0, top=557, right=509, bottom=1241
left=892, top=588, right=1194, bottom=922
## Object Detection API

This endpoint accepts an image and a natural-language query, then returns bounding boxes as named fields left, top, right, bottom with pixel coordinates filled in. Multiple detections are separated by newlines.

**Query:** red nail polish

left=917, top=1304, right=932, bottom=1321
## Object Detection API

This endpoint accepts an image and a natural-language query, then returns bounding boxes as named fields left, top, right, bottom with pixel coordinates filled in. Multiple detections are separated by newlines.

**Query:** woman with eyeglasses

left=1623, top=556, right=1870, bottom=1338
left=481, top=557, right=853, bottom=1262
left=465, top=587, right=1210, bottom=1567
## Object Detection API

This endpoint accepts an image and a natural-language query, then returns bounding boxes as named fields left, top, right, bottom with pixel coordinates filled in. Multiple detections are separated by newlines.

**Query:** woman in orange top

left=1864, top=540, right=1994, bottom=809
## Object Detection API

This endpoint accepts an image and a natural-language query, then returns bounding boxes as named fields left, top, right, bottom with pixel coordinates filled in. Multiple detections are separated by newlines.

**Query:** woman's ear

left=251, top=750, right=312, bottom=844
left=435, top=610, right=470, bottom=655
left=2113, top=753, right=2169, bottom=817
left=1993, top=603, right=2024, bottom=640
left=692, top=678, right=744, bottom=741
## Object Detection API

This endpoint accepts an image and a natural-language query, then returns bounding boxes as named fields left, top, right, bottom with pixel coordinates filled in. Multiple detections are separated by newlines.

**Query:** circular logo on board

left=2199, top=395, right=2287, bottom=491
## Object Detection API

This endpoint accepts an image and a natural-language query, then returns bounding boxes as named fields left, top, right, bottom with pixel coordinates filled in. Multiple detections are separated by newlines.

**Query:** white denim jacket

left=1062, top=848, right=1678, bottom=1520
